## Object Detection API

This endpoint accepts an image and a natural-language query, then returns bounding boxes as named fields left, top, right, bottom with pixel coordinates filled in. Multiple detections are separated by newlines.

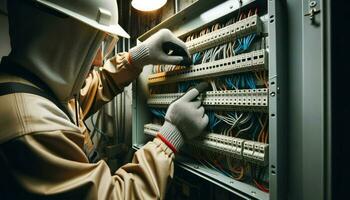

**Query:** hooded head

left=6, top=0, right=128, bottom=102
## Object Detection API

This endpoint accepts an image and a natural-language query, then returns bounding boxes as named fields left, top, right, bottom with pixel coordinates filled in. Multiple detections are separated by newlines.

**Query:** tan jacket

left=0, top=53, right=174, bottom=200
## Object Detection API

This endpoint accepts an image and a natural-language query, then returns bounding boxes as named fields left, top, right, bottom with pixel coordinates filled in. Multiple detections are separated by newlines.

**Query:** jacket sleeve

left=80, top=52, right=142, bottom=119
left=0, top=131, right=174, bottom=200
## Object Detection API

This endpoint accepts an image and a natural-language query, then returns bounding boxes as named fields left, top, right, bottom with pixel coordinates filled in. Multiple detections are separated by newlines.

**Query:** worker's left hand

left=157, top=82, right=209, bottom=153
left=129, top=29, right=191, bottom=69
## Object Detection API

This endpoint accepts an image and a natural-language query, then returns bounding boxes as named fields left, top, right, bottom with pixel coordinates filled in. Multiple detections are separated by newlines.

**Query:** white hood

left=6, top=0, right=104, bottom=102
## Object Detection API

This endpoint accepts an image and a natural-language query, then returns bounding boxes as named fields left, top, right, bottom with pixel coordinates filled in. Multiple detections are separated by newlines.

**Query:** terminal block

left=243, top=140, right=269, bottom=165
left=148, top=49, right=267, bottom=86
left=143, top=124, right=269, bottom=166
left=147, top=89, right=268, bottom=111
left=186, top=14, right=262, bottom=53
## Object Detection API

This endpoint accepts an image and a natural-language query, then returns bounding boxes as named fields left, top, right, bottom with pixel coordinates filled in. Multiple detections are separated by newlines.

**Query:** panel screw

left=309, top=1, right=317, bottom=7
left=270, top=92, right=276, bottom=97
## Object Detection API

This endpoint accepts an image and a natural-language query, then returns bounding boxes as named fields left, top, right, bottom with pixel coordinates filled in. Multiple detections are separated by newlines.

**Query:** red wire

left=214, top=160, right=225, bottom=170
left=253, top=179, right=269, bottom=193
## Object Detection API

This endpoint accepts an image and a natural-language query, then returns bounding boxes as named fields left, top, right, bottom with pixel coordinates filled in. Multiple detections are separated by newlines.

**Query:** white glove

left=157, top=82, right=209, bottom=153
left=129, top=29, right=191, bottom=69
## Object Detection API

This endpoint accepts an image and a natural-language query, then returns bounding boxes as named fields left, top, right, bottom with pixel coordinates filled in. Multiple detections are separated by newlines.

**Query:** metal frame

left=267, top=0, right=287, bottom=199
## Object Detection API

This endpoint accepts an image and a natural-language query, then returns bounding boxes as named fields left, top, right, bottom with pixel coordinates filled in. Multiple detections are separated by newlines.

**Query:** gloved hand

left=129, top=29, right=191, bottom=69
left=157, top=82, right=209, bottom=153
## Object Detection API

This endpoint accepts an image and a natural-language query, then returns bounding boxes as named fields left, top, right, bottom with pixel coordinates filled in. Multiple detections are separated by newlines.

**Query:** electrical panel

left=133, top=0, right=283, bottom=199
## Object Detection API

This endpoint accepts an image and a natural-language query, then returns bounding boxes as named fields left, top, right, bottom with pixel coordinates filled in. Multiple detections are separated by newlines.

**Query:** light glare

left=131, top=0, right=167, bottom=12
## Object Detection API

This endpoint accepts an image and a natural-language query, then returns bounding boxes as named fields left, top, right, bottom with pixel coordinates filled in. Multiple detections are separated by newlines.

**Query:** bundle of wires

left=152, top=64, right=185, bottom=74
left=148, top=7, right=270, bottom=192
left=90, top=111, right=109, bottom=138
left=178, top=82, right=191, bottom=93
left=214, top=112, right=255, bottom=137
left=192, top=52, right=203, bottom=65
left=251, top=165, right=269, bottom=193
left=224, top=73, right=257, bottom=90
left=257, top=114, right=268, bottom=143
left=177, top=80, right=199, bottom=93
left=191, top=147, right=234, bottom=178
left=255, top=71, right=268, bottom=87
left=234, top=34, right=256, bottom=54
left=227, top=158, right=246, bottom=181
left=208, top=111, right=221, bottom=131
left=149, top=108, right=166, bottom=118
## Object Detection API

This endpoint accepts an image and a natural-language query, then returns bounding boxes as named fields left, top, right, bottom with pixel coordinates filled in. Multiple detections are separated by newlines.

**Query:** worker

left=0, top=0, right=209, bottom=199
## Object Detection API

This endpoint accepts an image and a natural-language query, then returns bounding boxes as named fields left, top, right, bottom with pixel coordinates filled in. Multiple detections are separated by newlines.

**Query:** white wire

left=210, top=80, right=217, bottom=91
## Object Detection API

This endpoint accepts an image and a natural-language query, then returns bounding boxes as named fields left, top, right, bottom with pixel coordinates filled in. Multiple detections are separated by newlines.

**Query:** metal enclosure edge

left=268, top=0, right=288, bottom=199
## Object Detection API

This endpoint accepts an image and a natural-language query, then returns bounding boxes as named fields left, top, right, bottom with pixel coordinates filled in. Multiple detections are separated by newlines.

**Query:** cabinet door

left=301, top=0, right=325, bottom=200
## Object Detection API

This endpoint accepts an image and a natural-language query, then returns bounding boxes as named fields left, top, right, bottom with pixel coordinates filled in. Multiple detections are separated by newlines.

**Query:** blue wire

left=243, top=75, right=247, bottom=88
left=225, top=77, right=234, bottom=89
left=208, top=111, right=220, bottom=130
left=234, top=34, right=256, bottom=54
left=251, top=74, right=257, bottom=89
left=234, top=38, right=243, bottom=53
left=193, top=53, right=202, bottom=64
left=150, top=108, right=166, bottom=118
left=243, top=35, right=249, bottom=49
left=247, top=73, right=256, bottom=89
left=246, top=74, right=252, bottom=89
left=239, top=75, right=243, bottom=88
left=248, top=34, right=256, bottom=47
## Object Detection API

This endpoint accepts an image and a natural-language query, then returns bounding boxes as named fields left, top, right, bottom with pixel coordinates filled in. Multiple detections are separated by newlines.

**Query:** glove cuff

left=158, top=121, right=184, bottom=153
left=129, top=43, right=150, bottom=69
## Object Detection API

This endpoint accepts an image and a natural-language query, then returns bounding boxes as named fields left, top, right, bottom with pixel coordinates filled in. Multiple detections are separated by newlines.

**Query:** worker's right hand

left=157, top=82, right=209, bottom=153
left=129, top=29, right=191, bottom=69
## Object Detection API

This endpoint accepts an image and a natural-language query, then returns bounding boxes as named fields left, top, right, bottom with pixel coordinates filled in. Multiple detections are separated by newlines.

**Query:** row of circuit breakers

left=142, top=10, right=270, bottom=193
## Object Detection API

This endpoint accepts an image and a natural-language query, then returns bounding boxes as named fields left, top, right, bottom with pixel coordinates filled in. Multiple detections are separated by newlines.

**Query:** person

left=0, top=0, right=209, bottom=199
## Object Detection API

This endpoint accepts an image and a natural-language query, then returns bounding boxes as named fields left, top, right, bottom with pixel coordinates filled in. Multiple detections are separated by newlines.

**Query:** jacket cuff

left=157, top=121, right=184, bottom=153
left=129, top=43, right=150, bottom=69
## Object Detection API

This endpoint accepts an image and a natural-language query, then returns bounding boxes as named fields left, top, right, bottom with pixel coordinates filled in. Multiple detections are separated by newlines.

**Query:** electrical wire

left=148, top=7, right=269, bottom=191
left=90, top=111, right=109, bottom=138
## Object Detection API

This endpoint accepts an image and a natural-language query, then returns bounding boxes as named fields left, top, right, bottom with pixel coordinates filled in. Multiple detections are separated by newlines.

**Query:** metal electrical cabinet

left=132, top=0, right=288, bottom=199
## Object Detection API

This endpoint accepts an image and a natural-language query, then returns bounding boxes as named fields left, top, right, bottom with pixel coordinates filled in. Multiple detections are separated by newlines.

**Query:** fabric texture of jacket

left=0, top=53, right=175, bottom=200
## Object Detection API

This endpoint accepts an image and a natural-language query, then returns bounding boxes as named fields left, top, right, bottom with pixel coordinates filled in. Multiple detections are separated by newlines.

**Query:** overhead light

left=131, top=0, right=167, bottom=12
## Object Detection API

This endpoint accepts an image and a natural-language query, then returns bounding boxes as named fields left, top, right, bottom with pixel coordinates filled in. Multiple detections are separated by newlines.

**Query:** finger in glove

left=162, top=41, right=192, bottom=67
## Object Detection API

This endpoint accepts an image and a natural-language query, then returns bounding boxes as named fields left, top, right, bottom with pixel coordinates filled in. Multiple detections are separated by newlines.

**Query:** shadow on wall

left=0, top=15, right=10, bottom=57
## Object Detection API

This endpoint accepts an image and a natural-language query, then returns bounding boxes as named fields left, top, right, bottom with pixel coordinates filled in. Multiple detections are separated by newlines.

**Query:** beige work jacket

left=0, top=53, right=174, bottom=199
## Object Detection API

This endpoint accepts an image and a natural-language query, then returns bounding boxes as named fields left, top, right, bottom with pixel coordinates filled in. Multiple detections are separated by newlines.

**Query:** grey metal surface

left=285, top=0, right=303, bottom=199
left=268, top=0, right=288, bottom=199
left=285, top=0, right=327, bottom=199
left=138, top=0, right=256, bottom=41
left=132, top=64, right=153, bottom=145
left=301, top=0, right=324, bottom=199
